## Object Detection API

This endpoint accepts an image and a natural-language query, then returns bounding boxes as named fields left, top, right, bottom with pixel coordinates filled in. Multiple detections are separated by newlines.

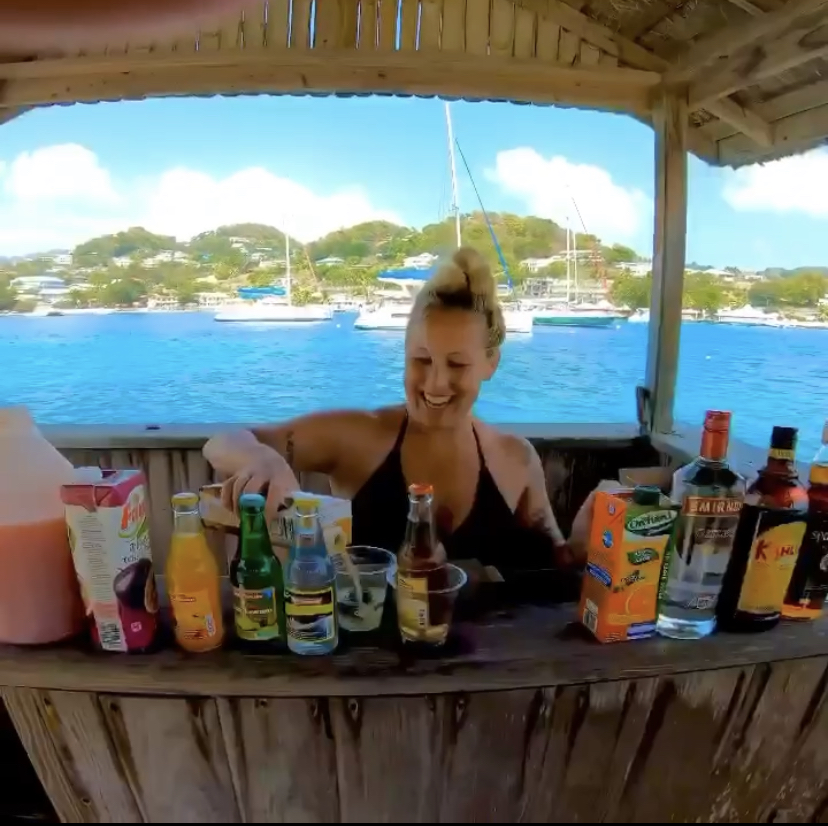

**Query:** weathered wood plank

left=357, top=0, right=378, bottom=48
left=558, top=28, right=579, bottom=66
left=489, top=0, right=516, bottom=57
left=103, top=695, right=240, bottom=822
left=441, top=0, right=466, bottom=51
left=316, top=0, right=359, bottom=49
left=513, top=6, right=537, bottom=59
left=465, top=0, right=490, bottom=55
left=333, top=696, right=444, bottom=821
left=262, top=0, right=290, bottom=48
left=420, top=0, right=443, bottom=50
left=377, top=0, right=399, bottom=50
left=291, top=0, right=314, bottom=49
left=535, top=15, right=560, bottom=61
left=399, top=0, right=420, bottom=50
left=218, top=697, right=339, bottom=822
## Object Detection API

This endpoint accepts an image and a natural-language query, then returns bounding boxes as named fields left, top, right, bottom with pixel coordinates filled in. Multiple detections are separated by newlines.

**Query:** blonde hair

left=408, top=246, right=506, bottom=349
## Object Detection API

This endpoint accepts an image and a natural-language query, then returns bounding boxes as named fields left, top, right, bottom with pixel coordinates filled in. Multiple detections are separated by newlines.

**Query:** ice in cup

left=389, top=562, right=468, bottom=646
left=336, top=546, right=396, bottom=632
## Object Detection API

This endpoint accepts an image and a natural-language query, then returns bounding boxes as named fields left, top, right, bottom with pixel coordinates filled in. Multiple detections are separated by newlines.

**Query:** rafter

left=0, top=48, right=661, bottom=114
left=514, top=0, right=774, bottom=147
left=663, top=0, right=828, bottom=86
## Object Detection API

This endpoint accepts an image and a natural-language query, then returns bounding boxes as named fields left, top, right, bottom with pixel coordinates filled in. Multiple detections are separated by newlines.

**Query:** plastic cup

left=335, top=546, right=396, bottom=633
left=388, top=563, right=468, bottom=646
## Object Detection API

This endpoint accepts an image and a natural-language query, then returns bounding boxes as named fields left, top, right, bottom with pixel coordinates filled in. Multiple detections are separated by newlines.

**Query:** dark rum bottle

left=656, top=410, right=745, bottom=640
left=783, top=421, right=828, bottom=621
left=396, top=483, right=449, bottom=644
left=717, top=427, right=809, bottom=633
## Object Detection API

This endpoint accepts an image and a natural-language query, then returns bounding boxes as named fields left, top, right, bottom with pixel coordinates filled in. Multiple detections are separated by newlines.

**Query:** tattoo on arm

left=285, top=430, right=295, bottom=469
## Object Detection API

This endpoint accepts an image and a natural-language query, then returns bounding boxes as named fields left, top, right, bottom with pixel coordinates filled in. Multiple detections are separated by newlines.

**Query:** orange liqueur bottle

left=396, top=483, right=449, bottom=644
left=783, top=421, right=828, bottom=621
left=716, top=427, right=809, bottom=633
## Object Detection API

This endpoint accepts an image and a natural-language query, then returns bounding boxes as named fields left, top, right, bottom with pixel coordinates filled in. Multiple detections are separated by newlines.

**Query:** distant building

left=142, top=251, right=190, bottom=267
left=316, top=256, right=345, bottom=266
left=618, top=262, right=652, bottom=277
left=402, top=253, right=437, bottom=269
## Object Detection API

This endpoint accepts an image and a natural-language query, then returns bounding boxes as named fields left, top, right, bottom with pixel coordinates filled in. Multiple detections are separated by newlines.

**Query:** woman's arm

left=516, top=441, right=586, bottom=568
left=203, top=409, right=366, bottom=478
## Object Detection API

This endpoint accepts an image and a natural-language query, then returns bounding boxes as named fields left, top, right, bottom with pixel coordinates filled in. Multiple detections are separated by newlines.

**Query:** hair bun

left=429, top=246, right=497, bottom=303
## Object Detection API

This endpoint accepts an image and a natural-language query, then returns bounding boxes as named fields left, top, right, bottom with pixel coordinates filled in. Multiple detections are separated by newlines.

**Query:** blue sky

left=0, top=94, right=825, bottom=269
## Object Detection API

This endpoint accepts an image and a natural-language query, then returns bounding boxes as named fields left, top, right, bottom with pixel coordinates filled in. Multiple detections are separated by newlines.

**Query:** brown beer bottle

left=396, top=483, right=449, bottom=644
left=716, top=427, right=809, bottom=633
left=783, top=421, right=828, bottom=620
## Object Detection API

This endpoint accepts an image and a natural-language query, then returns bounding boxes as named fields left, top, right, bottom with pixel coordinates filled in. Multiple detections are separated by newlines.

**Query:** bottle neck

left=699, top=427, right=729, bottom=463
left=173, top=510, right=202, bottom=535
left=292, top=513, right=325, bottom=555
left=765, top=452, right=796, bottom=477
left=405, top=496, right=436, bottom=555
left=240, top=510, right=271, bottom=558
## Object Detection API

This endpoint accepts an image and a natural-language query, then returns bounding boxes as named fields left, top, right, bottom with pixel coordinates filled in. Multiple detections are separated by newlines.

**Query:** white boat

left=216, top=296, right=333, bottom=323
left=628, top=309, right=650, bottom=323
left=716, top=305, right=785, bottom=327
left=354, top=303, right=411, bottom=330
left=215, top=222, right=332, bottom=324
left=27, top=304, right=64, bottom=317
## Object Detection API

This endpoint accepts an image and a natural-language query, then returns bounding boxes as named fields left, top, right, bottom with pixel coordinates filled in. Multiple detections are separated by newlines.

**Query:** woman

left=204, top=247, right=585, bottom=575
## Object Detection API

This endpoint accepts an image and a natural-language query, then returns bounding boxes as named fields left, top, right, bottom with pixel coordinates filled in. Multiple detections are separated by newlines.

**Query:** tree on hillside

left=604, top=243, right=638, bottom=265
left=684, top=272, right=724, bottom=314
left=0, top=277, right=16, bottom=312
left=611, top=272, right=651, bottom=310
left=73, top=227, right=178, bottom=265
left=308, top=221, right=413, bottom=262
left=749, top=271, right=828, bottom=308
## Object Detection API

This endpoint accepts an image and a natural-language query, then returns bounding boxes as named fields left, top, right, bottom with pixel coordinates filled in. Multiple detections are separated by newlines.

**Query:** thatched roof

left=1, top=0, right=827, bottom=167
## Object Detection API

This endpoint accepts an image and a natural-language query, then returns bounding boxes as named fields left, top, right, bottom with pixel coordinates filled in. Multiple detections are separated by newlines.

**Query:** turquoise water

left=1, top=311, right=826, bottom=457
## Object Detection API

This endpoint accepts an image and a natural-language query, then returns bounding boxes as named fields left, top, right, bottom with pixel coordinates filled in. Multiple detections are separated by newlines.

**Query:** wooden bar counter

left=2, top=599, right=828, bottom=823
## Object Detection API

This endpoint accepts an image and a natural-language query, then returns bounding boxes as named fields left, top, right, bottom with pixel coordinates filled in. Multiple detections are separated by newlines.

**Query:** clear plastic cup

left=388, top=563, right=468, bottom=646
left=335, top=546, right=396, bottom=632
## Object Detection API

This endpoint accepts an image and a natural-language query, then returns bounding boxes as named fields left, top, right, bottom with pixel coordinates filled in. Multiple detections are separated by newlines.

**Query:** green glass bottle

left=231, top=493, right=286, bottom=649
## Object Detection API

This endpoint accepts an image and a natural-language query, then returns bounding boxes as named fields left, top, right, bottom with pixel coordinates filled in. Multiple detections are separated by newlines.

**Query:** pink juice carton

left=61, top=468, right=159, bottom=653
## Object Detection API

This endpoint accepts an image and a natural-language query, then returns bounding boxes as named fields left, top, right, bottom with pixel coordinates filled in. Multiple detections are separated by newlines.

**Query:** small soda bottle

left=284, top=499, right=338, bottom=655
left=783, top=421, right=828, bottom=620
left=396, top=483, right=449, bottom=644
left=166, top=492, right=225, bottom=653
left=231, top=493, right=286, bottom=650
left=717, top=426, right=809, bottom=633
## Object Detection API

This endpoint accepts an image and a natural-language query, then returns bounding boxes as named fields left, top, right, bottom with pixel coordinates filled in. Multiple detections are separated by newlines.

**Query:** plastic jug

left=0, top=407, right=84, bottom=644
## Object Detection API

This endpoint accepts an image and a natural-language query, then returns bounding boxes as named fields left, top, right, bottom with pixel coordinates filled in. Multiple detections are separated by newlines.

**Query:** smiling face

left=404, top=306, right=500, bottom=429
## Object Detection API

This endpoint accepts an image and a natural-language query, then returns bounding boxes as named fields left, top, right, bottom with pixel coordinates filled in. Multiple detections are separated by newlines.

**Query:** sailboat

left=214, top=229, right=332, bottom=323
left=530, top=222, right=623, bottom=329
left=355, top=104, right=534, bottom=335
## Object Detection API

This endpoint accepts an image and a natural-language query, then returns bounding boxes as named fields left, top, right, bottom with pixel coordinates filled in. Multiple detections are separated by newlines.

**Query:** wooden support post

left=646, top=91, right=688, bottom=434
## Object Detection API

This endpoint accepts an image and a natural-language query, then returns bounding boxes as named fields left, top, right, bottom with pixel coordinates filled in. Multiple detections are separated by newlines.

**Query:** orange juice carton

left=199, top=485, right=352, bottom=565
left=61, top=468, right=159, bottom=653
left=579, top=486, right=678, bottom=643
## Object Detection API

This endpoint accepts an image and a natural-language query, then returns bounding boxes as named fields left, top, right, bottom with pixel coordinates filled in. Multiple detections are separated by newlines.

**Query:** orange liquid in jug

left=0, top=518, right=84, bottom=645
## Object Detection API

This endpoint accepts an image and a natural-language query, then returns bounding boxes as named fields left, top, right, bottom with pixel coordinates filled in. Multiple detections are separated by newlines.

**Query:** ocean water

left=1, top=311, right=826, bottom=457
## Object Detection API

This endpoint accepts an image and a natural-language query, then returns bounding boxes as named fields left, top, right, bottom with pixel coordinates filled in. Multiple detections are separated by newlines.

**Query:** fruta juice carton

left=579, top=485, right=678, bottom=643
left=61, top=468, right=159, bottom=652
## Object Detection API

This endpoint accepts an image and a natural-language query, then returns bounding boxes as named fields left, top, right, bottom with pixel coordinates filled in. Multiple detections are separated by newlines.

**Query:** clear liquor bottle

left=656, top=410, right=746, bottom=639
left=284, top=499, right=338, bottom=656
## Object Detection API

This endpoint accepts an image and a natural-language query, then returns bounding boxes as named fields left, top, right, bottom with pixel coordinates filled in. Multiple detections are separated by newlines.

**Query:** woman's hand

left=220, top=445, right=300, bottom=522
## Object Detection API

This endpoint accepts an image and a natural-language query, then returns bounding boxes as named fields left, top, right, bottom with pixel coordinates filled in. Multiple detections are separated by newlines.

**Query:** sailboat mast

left=573, top=226, right=579, bottom=302
left=565, top=220, right=571, bottom=305
left=284, top=226, right=292, bottom=306
left=444, top=101, right=462, bottom=248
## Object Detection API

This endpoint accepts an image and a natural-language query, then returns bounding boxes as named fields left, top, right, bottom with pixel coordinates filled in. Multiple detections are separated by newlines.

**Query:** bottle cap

left=703, top=410, right=731, bottom=432
left=238, top=492, right=266, bottom=511
left=632, top=485, right=661, bottom=506
left=770, top=426, right=798, bottom=451
left=171, top=491, right=198, bottom=508
left=409, top=483, right=434, bottom=497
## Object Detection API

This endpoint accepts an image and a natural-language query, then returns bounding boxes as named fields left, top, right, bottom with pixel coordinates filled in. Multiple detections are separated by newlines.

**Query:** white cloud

left=0, top=143, right=400, bottom=254
left=723, top=148, right=828, bottom=217
left=486, top=147, right=651, bottom=243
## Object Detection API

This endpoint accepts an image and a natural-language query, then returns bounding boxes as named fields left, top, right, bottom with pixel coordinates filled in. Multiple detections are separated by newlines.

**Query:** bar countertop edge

left=0, top=606, right=826, bottom=698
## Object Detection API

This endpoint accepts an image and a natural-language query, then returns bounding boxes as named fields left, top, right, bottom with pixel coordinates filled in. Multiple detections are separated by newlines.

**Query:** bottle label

left=396, top=573, right=430, bottom=631
left=170, top=590, right=219, bottom=642
left=233, top=586, right=281, bottom=641
left=285, top=586, right=336, bottom=644
left=659, top=497, right=742, bottom=614
left=737, top=511, right=807, bottom=616
left=784, top=516, right=828, bottom=615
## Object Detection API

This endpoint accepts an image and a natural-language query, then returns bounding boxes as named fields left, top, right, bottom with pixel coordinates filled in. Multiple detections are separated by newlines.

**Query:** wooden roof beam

left=663, top=0, right=828, bottom=86
left=0, top=49, right=662, bottom=115
left=515, top=0, right=770, bottom=149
